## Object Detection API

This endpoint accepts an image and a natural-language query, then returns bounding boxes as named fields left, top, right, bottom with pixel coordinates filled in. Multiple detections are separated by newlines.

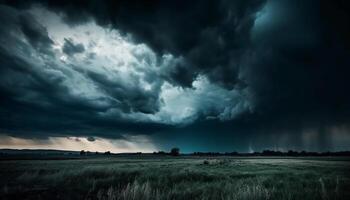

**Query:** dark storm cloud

left=244, top=0, right=350, bottom=124
left=233, top=0, right=350, bottom=150
left=160, top=61, right=196, bottom=88
left=2, top=0, right=266, bottom=88
left=0, top=0, right=350, bottom=151
left=62, top=38, right=85, bottom=56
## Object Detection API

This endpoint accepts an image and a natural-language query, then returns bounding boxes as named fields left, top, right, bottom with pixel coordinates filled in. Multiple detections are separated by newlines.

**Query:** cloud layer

left=0, top=0, right=350, bottom=152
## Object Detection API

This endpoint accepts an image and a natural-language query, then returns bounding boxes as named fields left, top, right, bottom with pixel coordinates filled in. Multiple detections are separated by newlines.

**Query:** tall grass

left=0, top=157, right=349, bottom=200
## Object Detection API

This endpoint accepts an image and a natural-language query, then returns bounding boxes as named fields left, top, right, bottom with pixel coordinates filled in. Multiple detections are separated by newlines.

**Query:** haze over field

left=0, top=0, right=350, bottom=153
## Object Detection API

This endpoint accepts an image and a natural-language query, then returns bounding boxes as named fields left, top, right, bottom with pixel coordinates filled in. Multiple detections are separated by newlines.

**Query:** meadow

left=0, top=156, right=349, bottom=200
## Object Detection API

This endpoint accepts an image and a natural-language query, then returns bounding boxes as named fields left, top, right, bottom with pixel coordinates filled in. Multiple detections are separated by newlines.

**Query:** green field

left=1, top=156, right=350, bottom=200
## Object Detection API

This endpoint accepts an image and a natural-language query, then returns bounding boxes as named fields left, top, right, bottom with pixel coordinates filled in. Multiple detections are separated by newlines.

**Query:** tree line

left=78, top=148, right=350, bottom=157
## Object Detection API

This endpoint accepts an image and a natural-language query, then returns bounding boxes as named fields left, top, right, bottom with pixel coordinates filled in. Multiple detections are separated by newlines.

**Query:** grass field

left=0, top=156, right=349, bottom=200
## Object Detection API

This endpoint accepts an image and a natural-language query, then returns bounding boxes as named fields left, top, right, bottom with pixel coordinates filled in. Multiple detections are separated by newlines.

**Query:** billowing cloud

left=4, top=0, right=266, bottom=88
left=0, top=0, right=350, bottom=152
left=0, top=4, right=250, bottom=138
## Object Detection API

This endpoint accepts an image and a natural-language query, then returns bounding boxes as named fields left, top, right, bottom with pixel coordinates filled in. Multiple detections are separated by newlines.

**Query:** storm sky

left=0, top=0, right=350, bottom=153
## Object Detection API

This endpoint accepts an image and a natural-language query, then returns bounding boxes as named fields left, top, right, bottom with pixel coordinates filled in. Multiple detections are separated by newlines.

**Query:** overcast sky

left=0, top=0, right=349, bottom=153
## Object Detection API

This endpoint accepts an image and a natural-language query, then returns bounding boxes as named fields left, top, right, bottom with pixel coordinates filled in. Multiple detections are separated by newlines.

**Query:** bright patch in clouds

left=29, top=6, right=165, bottom=112
left=153, top=75, right=251, bottom=124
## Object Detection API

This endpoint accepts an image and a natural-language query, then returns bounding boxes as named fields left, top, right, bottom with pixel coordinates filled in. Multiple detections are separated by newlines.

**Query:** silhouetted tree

left=170, top=147, right=180, bottom=156
left=80, top=150, right=86, bottom=156
left=153, top=151, right=167, bottom=155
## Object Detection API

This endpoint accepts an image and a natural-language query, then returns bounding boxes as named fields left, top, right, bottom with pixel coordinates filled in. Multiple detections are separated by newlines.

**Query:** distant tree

left=80, top=150, right=86, bottom=156
left=104, top=151, right=111, bottom=155
left=170, top=147, right=180, bottom=156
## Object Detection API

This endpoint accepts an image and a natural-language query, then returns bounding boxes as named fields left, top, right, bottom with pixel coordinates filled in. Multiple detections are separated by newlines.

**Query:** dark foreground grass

left=0, top=156, right=349, bottom=200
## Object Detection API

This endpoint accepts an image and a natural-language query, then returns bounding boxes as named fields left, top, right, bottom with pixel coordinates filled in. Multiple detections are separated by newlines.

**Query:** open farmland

left=0, top=156, right=349, bottom=200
